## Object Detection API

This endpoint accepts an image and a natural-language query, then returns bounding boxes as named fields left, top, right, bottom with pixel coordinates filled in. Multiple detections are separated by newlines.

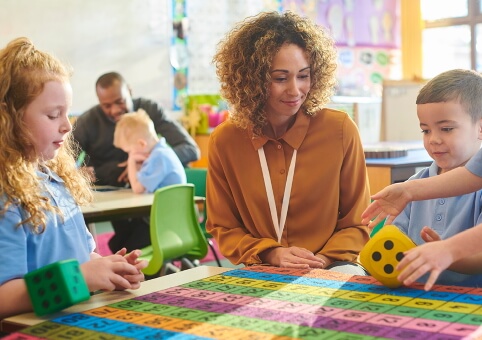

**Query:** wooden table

left=82, top=187, right=204, bottom=224
left=0, top=266, right=228, bottom=333
left=81, top=187, right=204, bottom=250
left=81, top=187, right=155, bottom=224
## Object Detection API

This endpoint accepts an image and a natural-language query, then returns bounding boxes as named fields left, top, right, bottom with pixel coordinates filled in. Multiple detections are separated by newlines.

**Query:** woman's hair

left=0, top=37, right=92, bottom=232
left=417, top=69, right=482, bottom=123
left=213, top=11, right=338, bottom=135
left=113, top=109, right=157, bottom=148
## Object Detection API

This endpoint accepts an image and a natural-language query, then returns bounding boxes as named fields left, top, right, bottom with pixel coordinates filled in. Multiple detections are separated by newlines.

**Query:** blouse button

left=277, top=144, right=282, bottom=150
left=280, top=169, right=286, bottom=174
left=436, top=214, right=442, bottom=221
left=438, top=199, right=445, bottom=205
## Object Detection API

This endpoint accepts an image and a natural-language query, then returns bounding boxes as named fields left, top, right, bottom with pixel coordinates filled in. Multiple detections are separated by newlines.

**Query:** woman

left=207, top=11, right=370, bottom=273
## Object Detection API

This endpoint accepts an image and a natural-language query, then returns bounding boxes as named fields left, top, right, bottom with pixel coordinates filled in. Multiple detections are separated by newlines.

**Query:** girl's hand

left=115, top=248, right=148, bottom=289
left=81, top=255, right=143, bottom=292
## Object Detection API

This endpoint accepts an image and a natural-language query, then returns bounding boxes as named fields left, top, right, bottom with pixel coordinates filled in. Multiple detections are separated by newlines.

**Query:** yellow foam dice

left=360, top=225, right=416, bottom=288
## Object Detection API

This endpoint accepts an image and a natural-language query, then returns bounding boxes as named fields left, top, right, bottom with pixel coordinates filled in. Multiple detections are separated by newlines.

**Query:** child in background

left=113, top=109, right=186, bottom=194
left=388, top=69, right=482, bottom=287
left=0, top=37, right=147, bottom=319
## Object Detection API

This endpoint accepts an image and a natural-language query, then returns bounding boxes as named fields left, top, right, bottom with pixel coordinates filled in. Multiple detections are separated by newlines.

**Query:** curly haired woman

left=206, top=11, right=370, bottom=274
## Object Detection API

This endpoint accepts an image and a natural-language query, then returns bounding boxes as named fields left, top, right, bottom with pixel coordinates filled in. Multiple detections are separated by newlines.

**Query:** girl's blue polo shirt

left=0, top=167, right=95, bottom=285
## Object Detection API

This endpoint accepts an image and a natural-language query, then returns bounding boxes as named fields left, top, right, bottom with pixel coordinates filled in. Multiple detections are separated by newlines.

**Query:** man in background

left=73, top=72, right=200, bottom=252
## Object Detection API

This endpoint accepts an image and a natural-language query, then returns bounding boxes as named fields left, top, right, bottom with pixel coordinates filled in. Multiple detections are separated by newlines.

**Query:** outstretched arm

left=362, top=167, right=482, bottom=228
left=420, top=227, right=482, bottom=275
left=397, top=224, right=482, bottom=291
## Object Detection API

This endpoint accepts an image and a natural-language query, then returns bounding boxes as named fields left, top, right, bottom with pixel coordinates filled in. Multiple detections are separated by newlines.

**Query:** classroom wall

left=0, top=0, right=173, bottom=115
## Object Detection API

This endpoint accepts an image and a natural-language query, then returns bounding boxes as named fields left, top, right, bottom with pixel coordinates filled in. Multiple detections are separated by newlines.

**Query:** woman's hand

left=260, top=246, right=326, bottom=268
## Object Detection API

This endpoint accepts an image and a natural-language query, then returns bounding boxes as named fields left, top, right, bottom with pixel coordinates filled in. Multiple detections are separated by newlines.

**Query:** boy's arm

left=397, top=223, right=482, bottom=290
left=362, top=167, right=482, bottom=228
left=126, top=153, right=147, bottom=194
left=420, top=226, right=482, bottom=274
left=0, top=279, right=32, bottom=319
left=449, top=253, right=482, bottom=274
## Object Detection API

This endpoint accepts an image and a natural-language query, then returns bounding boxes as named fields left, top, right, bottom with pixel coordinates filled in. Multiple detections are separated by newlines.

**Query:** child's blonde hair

left=113, top=109, right=157, bottom=148
left=0, top=37, right=92, bottom=232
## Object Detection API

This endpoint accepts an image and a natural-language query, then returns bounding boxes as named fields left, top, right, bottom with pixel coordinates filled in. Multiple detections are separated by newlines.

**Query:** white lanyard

left=258, top=146, right=297, bottom=243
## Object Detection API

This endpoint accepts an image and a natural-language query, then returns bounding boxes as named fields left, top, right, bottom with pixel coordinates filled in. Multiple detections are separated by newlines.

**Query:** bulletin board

left=183, top=0, right=401, bottom=99
left=186, top=0, right=281, bottom=96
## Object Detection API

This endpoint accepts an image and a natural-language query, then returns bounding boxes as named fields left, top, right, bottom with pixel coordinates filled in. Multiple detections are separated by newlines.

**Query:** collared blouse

left=206, top=108, right=370, bottom=266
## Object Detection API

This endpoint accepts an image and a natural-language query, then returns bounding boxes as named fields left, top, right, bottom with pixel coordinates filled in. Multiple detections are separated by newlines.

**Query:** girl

left=0, top=37, right=147, bottom=319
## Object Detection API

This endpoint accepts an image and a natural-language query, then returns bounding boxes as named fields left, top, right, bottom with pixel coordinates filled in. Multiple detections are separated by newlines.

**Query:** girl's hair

left=416, top=69, right=482, bottom=123
left=213, top=11, right=338, bottom=135
left=113, top=109, right=157, bottom=148
left=0, top=37, right=92, bottom=232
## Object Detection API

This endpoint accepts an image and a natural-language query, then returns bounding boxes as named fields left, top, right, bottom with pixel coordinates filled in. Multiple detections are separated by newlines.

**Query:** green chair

left=139, top=184, right=209, bottom=276
left=185, top=167, right=223, bottom=267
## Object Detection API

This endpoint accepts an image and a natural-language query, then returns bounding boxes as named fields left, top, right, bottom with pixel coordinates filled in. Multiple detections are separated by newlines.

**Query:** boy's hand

left=396, top=240, right=453, bottom=291
left=361, top=183, right=412, bottom=228
left=116, top=161, right=129, bottom=183
left=128, top=151, right=149, bottom=163
left=420, top=226, right=441, bottom=243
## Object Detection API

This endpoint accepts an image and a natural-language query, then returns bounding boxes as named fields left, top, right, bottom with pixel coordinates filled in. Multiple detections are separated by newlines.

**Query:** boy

left=113, top=109, right=186, bottom=194
left=387, top=69, right=482, bottom=287
left=363, top=69, right=482, bottom=290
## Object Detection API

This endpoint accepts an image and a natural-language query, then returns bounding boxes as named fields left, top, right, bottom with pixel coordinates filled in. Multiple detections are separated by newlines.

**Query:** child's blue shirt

left=137, top=138, right=187, bottom=193
left=393, top=161, right=482, bottom=287
left=0, top=167, right=95, bottom=285
left=466, top=147, right=482, bottom=177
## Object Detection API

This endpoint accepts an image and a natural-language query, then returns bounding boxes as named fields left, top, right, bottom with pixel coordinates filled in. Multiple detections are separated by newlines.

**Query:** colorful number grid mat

left=5, top=266, right=482, bottom=339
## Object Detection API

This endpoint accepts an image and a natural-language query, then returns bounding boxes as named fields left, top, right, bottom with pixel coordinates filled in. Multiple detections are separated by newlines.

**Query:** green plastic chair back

left=185, top=167, right=223, bottom=266
left=139, top=184, right=208, bottom=276
left=185, top=168, right=208, bottom=231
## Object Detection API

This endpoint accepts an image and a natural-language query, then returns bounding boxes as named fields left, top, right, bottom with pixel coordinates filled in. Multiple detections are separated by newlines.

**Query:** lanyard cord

left=258, top=147, right=297, bottom=243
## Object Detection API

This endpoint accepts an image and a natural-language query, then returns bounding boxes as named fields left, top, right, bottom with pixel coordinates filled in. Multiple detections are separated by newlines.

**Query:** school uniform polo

left=467, top=147, right=482, bottom=177
left=206, top=109, right=371, bottom=266
left=137, top=138, right=187, bottom=193
left=393, top=162, right=482, bottom=287
left=0, top=168, right=95, bottom=285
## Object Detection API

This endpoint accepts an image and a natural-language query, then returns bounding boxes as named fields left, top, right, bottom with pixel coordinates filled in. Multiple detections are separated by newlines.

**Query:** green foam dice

left=24, top=259, right=90, bottom=316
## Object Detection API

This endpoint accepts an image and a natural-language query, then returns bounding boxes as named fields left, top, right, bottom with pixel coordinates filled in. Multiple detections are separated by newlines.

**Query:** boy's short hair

left=417, top=69, right=482, bottom=122
left=113, top=109, right=157, bottom=147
